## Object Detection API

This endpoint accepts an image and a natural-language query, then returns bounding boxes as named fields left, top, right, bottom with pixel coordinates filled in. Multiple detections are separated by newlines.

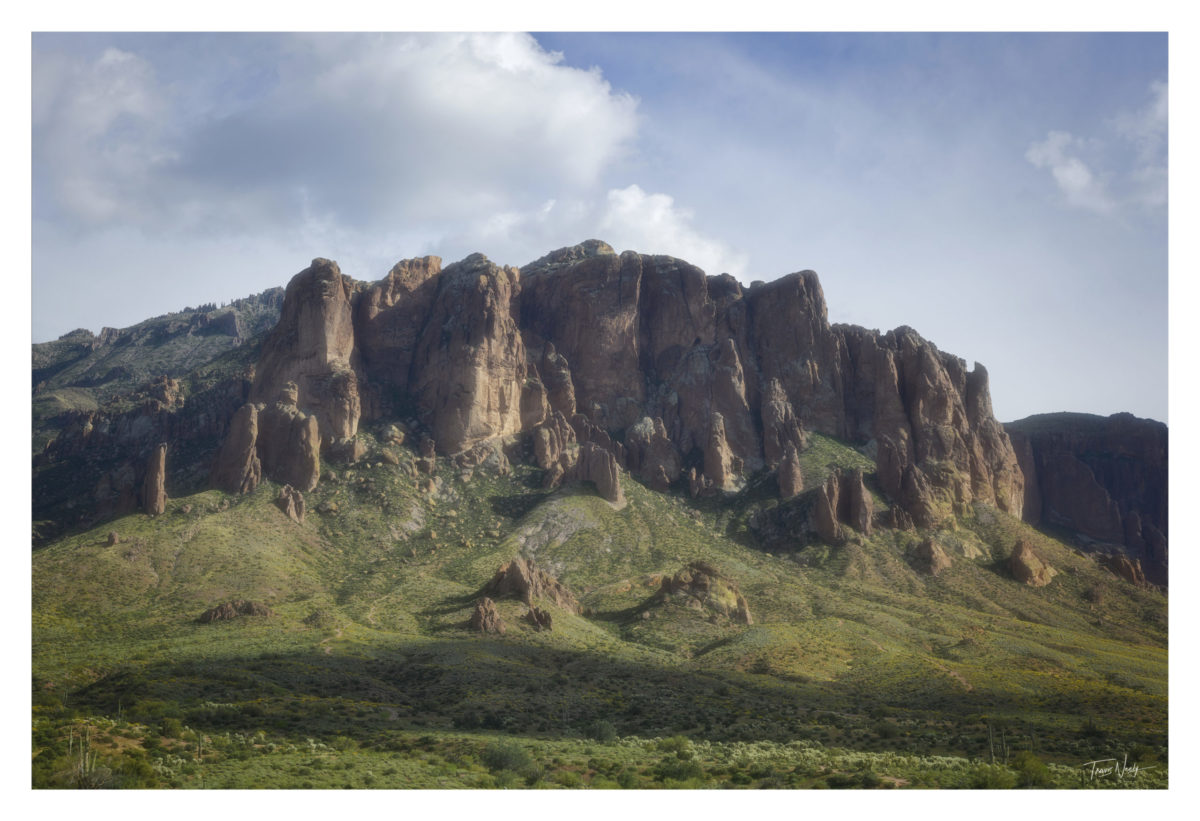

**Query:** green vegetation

left=31, top=427, right=1167, bottom=789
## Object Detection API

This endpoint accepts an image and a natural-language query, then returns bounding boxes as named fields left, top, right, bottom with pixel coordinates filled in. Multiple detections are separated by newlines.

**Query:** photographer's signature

left=1081, top=753, right=1156, bottom=781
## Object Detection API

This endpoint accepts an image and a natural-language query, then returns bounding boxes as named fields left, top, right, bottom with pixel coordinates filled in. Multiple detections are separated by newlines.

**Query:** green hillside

left=32, top=430, right=1167, bottom=789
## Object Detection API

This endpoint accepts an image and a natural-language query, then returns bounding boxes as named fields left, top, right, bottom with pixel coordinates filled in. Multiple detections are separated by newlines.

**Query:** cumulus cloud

left=33, top=47, right=171, bottom=224
left=429, top=185, right=748, bottom=279
left=33, top=33, right=640, bottom=235
left=1025, top=80, right=1166, bottom=215
left=598, top=185, right=749, bottom=277
left=1024, top=131, right=1114, bottom=214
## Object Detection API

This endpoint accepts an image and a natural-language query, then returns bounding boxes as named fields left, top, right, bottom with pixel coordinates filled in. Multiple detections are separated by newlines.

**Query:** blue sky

left=31, top=32, right=1168, bottom=423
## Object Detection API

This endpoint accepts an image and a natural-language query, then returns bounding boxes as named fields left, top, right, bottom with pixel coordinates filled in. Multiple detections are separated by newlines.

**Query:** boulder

left=657, top=561, right=753, bottom=625
left=198, top=600, right=273, bottom=623
left=483, top=557, right=581, bottom=614
left=469, top=597, right=506, bottom=635
left=525, top=606, right=553, bottom=631
left=275, top=484, right=305, bottom=523
left=912, top=538, right=952, bottom=576
left=1009, top=539, right=1056, bottom=587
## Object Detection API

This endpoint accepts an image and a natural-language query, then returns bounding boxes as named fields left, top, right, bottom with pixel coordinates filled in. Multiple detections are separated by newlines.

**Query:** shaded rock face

left=251, top=258, right=364, bottom=446
left=912, top=538, right=952, bottom=576
left=657, top=561, right=753, bottom=625
left=35, top=366, right=253, bottom=538
left=531, top=411, right=624, bottom=504
left=204, top=241, right=1023, bottom=528
left=813, top=469, right=874, bottom=544
left=469, top=597, right=506, bottom=635
left=777, top=444, right=804, bottom=500
left=625, top=416, right=681, bottom=491
left=141, top=443, right=167, bottom=515
left=525, top=607, right=553, bottom=631
left=410, top=255, right=528, bottom=453
left=275, top=484, right=305, bottom=523
left=1100, top=554, right=1148, bottom=587
left=255, top=387, right=321, bottom=492
left=483, top=557, right=581, bottom=614
left=1006, top=413, right=1167, bottom=586
left=211, top=403, right=262, bottom=494
left=1009, top=539, right=1056, bottom=587
left=198, top=600, right=273, bottom=623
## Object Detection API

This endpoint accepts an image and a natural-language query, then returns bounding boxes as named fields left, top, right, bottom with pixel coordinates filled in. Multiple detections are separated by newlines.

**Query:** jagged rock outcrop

left=813, top=469, right=874, bottom=544
left=656, top=561, right=753, bottom=625
left=251, top=258, right=364, bottom=446
left=255, top=385, right=321, bottom=492
left=483, top=557, right=581, bottom=614
left=702, top=412, right=738, bottom=492
left=777, top=444, right=804, bottom=499
left=912, top=538, right=952, bottom=576
left=625, top=416, right=681, bottom=492
left=197, top=600, right=273, bottom=623
left=530, top=411, right=624, bottom=504
left=410, top=254, right=528, bottom=453
left=1100, top=554, right=1148, bottom=587
left=141, top=443, right=167, bottom=515
left=211, top=403, right=262, bottom=494
left=275, top=484, right=305, bottom=523
left=1006, top=413, right=1167, bottom=586
left=761, top=378, right=807, bottom=468
left=525, top=607, right=553, bottom=631
left=1009, top=539, right=1056, bottom=587
left=469, top=597, right=506, bottom=635
left=575, top=441, right=624, bottom=505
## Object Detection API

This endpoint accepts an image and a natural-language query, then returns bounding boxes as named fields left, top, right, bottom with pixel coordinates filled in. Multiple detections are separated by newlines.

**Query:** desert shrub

left=971, top=764, right=1018, bottom=788
left=873, top=721, right=900, bottom=739
left=481, top=740, right=534, bottom=774
left=588, top=719, right=618, bottom=743
left=159, top=717, right=184, bottom=738
left=1010, top=751, right=1051, bottom=787
left=825, top=772, right=858, bottom=788
left=616, top=768, right=639, bottom=789
left=654, top=756, right=704, bottom=783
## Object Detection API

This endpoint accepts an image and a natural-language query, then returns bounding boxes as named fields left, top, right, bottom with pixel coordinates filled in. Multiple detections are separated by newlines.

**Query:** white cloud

left=33, top=47, right=170, bottom=224
left=1025, top=80, right=1167, bottom=215
left=599, top=185, right=749, bottom=278
left=1025, top=131, right=1114, bottom=214
left=424, top=184, right=748, bottom=279
left=33, top=33, right=640, bottom=235
left=1114, top=80, right=1168, bottom=208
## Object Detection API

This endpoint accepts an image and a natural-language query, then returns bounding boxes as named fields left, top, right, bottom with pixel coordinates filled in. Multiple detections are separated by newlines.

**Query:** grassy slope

left=31, top=432, right=1167, bottom=789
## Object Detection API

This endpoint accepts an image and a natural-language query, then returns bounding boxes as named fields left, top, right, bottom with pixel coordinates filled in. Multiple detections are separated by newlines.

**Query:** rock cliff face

left=207, top=241, right=1023, bottom=527
left=1006, top=413, right=1167, bottom=586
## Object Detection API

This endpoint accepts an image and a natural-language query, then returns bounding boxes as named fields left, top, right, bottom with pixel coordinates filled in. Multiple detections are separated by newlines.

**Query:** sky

left=30, top=31, right=1169, bottom=423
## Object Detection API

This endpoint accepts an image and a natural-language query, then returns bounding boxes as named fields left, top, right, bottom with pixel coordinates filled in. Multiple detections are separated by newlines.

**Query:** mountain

left=1006, top=413, right=1167, bottom=586
left=31, top=242, right=1167, bottom=789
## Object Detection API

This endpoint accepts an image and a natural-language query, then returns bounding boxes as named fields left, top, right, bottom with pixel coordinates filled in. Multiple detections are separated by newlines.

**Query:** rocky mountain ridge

left=33, top=240, right=1163, bottom=589
left=209, top=240, right=1023, bottom=533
